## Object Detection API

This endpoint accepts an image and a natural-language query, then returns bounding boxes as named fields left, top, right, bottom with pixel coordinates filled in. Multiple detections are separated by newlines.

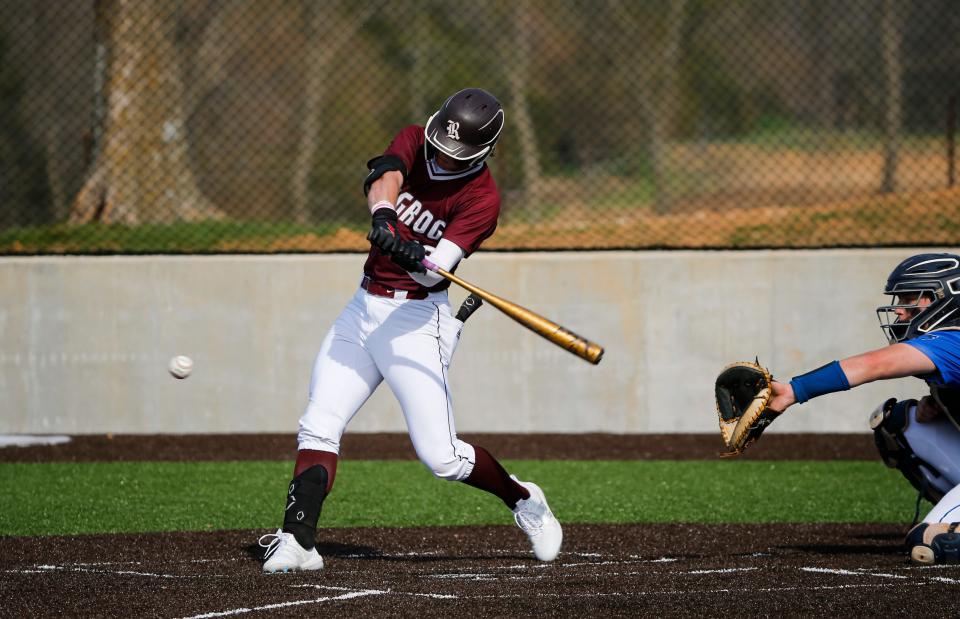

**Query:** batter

left=259, top=88, right=562, bottom=573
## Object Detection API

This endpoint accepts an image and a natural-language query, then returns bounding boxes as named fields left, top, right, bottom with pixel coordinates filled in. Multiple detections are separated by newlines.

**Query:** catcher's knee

left=870, top=397, right=946, bottom=504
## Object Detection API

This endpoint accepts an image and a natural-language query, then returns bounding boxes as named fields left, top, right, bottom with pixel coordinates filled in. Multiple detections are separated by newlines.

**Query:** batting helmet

left=877, top=253, right=960, bottom=343
left=425, top=88, right=504, bottom=166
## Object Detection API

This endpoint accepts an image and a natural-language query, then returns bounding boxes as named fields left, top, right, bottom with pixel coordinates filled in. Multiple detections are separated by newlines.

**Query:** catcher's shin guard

left=907, top=522, right=960, bottom=565
left=870, top=398, right=946, bottom=504
left=282, top=465, right=328, bottom=550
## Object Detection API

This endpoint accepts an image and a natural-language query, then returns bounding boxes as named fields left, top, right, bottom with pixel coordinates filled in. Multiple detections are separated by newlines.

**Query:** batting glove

left=391, top=240, right=427, bottom=274
left=367, top=209, right=401, bottom=254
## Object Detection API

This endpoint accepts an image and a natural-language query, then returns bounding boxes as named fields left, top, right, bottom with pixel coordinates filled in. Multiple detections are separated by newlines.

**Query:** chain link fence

left=1, top=0, right=957, bottom=254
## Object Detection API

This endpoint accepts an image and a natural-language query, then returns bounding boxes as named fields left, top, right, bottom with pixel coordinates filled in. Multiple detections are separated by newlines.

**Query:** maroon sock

left=294, top=449, right=338, bottom=494
left=462, top=446, right=530, bottom=509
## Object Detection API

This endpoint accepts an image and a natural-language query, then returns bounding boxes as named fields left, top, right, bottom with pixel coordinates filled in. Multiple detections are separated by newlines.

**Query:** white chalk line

left=175, top=590, right=387, bottom=619
left=801, top=567, right=908, bottom=580
left=175, top=577, right=960, bottom=613
left=426, top=573, right=498, bottom=580
left=420, top=563, right=759, bottom=579
left=458, top=582, right=940, bottom=599
left=4, top=558, right=242, bottom=568
left=295, top=584, right=457, bottom=600
left=800, top=566, right=960, bottom=583
left=179, top=584, right=457, bottom=618
left=413, top=556, right=682, bottom=577
left=927, top=575, right=960, bottom=583
left=5, top=564, right=224, bottom=579
left=686, top=567, right=759, bottom=575
left=897, top=563, right=960, bottom=571
left=414, top=558, right=960, bottom=587
left=332, top=549, right=602, bottom=559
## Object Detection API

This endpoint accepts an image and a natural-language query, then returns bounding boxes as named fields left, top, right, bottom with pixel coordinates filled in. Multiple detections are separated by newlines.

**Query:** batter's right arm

left=365, top=170, right=404, bottom=254
left=366, top=170, right=403, bottom=214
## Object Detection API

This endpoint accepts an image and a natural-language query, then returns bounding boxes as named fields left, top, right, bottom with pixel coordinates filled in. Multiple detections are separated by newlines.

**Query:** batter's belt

left=361, top=275, right=429, bottom=300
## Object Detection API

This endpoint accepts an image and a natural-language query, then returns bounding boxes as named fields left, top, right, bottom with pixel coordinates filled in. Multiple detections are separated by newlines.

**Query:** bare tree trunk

left=27, top=4, right=67, bottom=221
left=880, top=0, right=904, bottom=194
left=649, top=0, right=688, bottom=214
left=406, top=2, right=430, bottom=125
left=504, top=0, right=542, bottom=207
left=608, top=0, right=688, bottom=214
left=809, top=0, right=835, bottom=129
left=291, top=3, right=374, bottom=225
left=70, top=0, right=223, bottom=225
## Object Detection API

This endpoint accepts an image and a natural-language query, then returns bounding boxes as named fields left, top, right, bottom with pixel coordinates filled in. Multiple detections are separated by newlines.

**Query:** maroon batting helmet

left=425, top=88, right=504, bottom=166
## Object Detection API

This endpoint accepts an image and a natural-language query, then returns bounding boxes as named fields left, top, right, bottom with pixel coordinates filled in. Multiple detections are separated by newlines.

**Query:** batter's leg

left=264, top=296, right=384, bottom=573
left=374, top=299, right=475, bottom=481
left=376, top=299, right=562, bottom=561
left=298, top=297, right=385, bottom=462
left=463, top=446, right=530, bottom=508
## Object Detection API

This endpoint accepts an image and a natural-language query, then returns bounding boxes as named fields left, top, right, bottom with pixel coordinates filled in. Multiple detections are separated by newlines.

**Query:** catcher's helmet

left=425, top=88, right=504, bottom=166
left=877, top=253, right=960, bottom=344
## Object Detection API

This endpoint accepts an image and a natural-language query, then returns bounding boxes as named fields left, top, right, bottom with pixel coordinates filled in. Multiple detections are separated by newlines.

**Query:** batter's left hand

left=391, top=240, right=427, bottom=273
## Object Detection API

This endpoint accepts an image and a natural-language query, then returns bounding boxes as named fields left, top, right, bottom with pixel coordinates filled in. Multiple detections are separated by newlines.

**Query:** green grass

left=0, top=220, right=359, bottom=253
left=0, top=460, right=928, bottom=537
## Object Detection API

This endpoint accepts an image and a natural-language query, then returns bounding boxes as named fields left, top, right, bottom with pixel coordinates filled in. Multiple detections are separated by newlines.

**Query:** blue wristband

left=790, top=361, right=851, bottom=404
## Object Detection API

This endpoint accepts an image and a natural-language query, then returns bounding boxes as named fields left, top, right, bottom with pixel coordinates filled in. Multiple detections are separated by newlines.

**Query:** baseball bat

left=422, top=258, right=604, bottom=365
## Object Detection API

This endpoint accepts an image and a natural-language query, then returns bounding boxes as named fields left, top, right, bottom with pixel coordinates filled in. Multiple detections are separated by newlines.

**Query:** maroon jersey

left=362, top=125, right=501, bottom=293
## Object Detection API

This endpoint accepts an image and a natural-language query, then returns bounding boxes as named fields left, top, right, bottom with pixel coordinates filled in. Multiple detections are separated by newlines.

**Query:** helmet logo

left=445, top=120, right=460, bottom=140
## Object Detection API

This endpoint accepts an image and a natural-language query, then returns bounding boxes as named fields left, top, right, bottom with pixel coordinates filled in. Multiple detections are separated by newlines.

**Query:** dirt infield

left=0, top=432, right=878, bottom=462
left=4, top=524, right=958, bottom=618
left=4, top=433, right=958, bottom=618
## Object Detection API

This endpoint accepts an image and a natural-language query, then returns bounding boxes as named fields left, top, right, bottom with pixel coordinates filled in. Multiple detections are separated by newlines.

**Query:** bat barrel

left=427, top=261, right=605, bottom=365
left=554, top=326, right=604, bottom=364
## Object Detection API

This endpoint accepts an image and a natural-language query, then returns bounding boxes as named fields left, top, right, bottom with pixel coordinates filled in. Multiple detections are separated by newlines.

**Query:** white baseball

left=168, top=355, right=193, bottom=379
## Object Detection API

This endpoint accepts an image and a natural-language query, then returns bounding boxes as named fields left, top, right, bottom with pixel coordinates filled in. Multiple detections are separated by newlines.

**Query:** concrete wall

left=1, top=249, right=951, bottom=435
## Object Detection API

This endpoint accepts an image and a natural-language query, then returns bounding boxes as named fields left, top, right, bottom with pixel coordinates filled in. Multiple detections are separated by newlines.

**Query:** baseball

left=168, top=355, right=193, bottom=379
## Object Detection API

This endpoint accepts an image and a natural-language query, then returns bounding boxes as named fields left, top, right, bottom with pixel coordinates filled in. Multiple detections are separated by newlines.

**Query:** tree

left=70, top=0, right=222, bottom=225
left=608, top=0, right=689, bottom=214
left=502, top=0, right=543, bottom=207
left=879, top=0, right=904, bottom=194
left=291, top=2, right=375, bottom=225
left=0, top=35, right=51, bottom=227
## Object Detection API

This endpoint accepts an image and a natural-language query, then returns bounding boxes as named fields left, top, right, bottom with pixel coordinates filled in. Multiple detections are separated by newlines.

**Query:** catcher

left=716, top=253, right=960, bottom=566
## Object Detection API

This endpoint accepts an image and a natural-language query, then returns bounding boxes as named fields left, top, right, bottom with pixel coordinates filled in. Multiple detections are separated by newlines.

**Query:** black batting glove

left=367, top=208, right=401, bottom=254
left=391, top=240, right=427, bottom=274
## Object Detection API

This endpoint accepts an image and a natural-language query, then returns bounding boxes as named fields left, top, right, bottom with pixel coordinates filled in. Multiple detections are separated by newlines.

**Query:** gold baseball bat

left=423, top=259, right=604, bottom=365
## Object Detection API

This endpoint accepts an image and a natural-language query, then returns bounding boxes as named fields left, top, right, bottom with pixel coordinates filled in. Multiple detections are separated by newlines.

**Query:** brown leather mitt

left=715, top=360, right=782, bottom=457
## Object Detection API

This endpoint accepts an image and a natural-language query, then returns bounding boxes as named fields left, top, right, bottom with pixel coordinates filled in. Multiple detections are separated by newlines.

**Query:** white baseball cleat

left=511, top=475, right=563, bottom=561
left=259, top=529, right=324, bottom=573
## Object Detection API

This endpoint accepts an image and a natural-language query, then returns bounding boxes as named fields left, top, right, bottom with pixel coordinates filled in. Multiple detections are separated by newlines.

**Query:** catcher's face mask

left=877, top=253, right=960, bottom=344
left=877, top=288, right=939, bottom=344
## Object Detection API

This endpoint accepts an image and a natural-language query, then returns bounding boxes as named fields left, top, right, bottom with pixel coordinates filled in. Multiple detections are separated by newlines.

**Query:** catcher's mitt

left=715, top=360, right=782, bottom=457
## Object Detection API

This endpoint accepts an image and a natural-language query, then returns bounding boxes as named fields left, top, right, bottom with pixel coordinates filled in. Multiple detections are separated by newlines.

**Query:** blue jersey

left=905, top=330, right=960, bottom=387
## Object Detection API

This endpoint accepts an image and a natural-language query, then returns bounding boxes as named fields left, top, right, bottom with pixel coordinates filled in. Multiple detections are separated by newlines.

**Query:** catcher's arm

left=767, top=380, right=796, bottom=413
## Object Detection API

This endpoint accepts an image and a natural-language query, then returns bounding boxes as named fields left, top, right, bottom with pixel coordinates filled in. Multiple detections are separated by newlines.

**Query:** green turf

left=0, top=460, right=930, bottom=536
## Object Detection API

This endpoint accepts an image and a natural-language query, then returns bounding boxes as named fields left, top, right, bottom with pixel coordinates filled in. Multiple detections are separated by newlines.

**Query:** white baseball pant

left=903, top=404, right=960, bottom=523
left=297, top=287, right=476, bottom=481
